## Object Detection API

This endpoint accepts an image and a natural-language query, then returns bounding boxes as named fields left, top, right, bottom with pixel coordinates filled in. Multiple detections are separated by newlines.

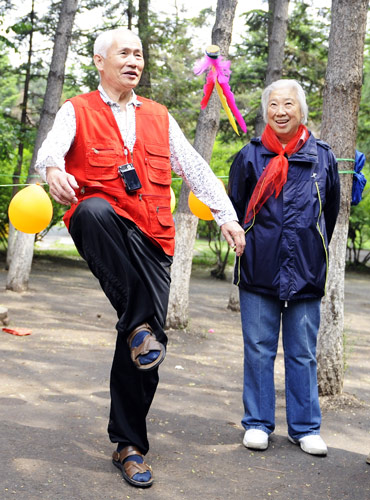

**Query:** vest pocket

left=86, top=147, right=119, bottom=181
left=142, top=194, right=175, bottom=237
left=145, top=144, right=171, bottom=185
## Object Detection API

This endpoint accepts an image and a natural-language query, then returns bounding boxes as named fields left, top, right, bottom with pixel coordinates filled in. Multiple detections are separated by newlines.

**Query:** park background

left=0, top=0, right=369, bottom=267
left=0, top=1, right=370, bottom=498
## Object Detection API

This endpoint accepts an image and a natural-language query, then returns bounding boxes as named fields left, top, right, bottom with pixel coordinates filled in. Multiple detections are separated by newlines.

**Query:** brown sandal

left=127, top=323, right=166, bottom=371
left=112, top=445, right=153, bottom=488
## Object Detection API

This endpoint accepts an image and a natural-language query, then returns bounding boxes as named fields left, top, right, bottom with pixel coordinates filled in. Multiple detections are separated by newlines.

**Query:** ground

left=0, top=253, right=369, bottom=500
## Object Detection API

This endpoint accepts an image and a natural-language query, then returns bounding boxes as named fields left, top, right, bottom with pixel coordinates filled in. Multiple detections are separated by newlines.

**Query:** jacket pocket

left=145, top=144, right=172, bottom=186
left=86, top=146, right=119, bottom=181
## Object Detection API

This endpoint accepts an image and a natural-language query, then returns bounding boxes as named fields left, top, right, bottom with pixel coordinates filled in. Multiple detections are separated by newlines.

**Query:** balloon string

left=0, top=173, right=40, bottom=178
left=0, top=169, right=356, bottom=188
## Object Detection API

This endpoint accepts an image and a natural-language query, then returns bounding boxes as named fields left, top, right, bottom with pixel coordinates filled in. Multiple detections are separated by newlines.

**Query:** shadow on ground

left=0, top=255, right=369, bottom=499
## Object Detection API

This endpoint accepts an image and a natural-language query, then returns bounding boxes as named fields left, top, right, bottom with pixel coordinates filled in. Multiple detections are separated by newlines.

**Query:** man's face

left=267, top=86, right=303, bottom=145
left=95, top=32, right=144, bottom=93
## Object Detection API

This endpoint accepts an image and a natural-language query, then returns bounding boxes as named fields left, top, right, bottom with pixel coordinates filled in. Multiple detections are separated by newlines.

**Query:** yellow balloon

left=170, top=186, right=176, bottom=213
left=188, top=179, right=226, bottom=221
left=188, top=191, right=214, bottom=220
left=8, top=184, right=53, bottom=234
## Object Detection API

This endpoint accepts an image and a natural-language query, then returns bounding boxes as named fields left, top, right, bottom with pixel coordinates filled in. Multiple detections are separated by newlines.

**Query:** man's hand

left=46, top=167, right=79, bottom=205
left=220, top=221, right=245, bottom=257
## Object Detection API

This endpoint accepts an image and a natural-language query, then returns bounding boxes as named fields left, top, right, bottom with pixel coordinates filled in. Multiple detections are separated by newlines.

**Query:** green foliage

left=219, top=1, right=330, bottom=141
left=357, top=34, right=370, bottom=159
left=348, top=165, right=370, bottom=265
left=202, top=220, right=231, bottom=280
left=0, top=182, right=12, bottom=246
left=0, top=43, right=19, bottom=162
left=348, top=32, right=370, bottom=265
left=146, top=8, right=214, bottom=138
left=34, top=246, right=81, bottom=260
left=209, top=138, right=245, bottom=177
left=1, top=0, right=369, bottom=265
left=194, top=139, right=244, bottom=269
left=285, top=3, right=330, bottom=123
left=192, top=238, right=234, bottom=270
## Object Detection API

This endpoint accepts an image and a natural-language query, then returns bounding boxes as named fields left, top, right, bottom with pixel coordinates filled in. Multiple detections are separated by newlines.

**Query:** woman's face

left=267, top=86, right=304, bottom=145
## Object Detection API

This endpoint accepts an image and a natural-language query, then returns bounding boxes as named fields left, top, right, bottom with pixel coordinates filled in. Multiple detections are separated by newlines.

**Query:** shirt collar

left=98, top=84, right=142, bottom=108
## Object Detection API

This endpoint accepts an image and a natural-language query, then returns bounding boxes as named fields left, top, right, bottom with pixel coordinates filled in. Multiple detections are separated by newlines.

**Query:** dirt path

left=0, top=255, right=369, bottom=499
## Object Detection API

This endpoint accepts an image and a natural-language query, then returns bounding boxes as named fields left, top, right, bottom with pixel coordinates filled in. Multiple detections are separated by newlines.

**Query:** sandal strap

left=127, top=323, right=153, bottom=347
left=112, top=445, right=143, bottom=463
left=124, top=460, right=151, bottom=478
left=130, top=334, right=162, bottom=361
left=112, top=446, right=152, bottom=481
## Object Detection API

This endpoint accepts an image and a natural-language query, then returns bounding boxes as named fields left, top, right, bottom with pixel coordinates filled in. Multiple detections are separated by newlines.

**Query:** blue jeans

left=239, top=289, right=322, bottom=439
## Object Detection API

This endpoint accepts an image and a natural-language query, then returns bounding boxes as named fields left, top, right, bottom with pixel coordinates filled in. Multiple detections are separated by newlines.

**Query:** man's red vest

left=63, top=91, right=175, bottom=255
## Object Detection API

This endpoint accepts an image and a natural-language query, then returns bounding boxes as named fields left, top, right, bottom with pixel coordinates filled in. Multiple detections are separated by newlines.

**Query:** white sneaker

left=243, top=429, right=269, bottom=450
left=288, top=434, right=328, bottom=456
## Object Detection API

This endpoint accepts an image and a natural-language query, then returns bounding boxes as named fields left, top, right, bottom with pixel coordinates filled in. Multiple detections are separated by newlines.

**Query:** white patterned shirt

left=36, top=85, right=237, bottom=226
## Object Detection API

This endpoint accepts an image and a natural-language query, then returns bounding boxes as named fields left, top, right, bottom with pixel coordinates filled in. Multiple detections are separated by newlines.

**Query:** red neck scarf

left=244, top=123, right=309, bottom=225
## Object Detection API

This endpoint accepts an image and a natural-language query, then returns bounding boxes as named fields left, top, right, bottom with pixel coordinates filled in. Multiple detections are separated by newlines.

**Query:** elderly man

left=228, top=79, right=340, bottom=457
left=36, top=27, right=245, bottom=488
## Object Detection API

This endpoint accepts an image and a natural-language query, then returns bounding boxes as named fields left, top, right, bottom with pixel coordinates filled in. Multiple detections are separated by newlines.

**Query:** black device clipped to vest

left=118, top=163, right=142, bottom=193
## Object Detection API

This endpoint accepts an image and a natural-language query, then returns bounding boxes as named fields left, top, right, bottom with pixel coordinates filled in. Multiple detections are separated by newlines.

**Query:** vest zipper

left=138, top=193, right=170, bottom=214
left=156, top=206, right=168, bottom=213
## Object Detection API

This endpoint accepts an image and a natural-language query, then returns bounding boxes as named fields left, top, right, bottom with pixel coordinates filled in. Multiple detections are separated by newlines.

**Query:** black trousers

left=69, top=197, right=172, bottom=454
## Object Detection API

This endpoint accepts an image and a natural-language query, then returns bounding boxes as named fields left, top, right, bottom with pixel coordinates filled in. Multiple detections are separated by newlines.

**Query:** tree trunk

left=317, top=0, right=369, bottom=396
left=228, top=0, right=289, bottom=310
left=7, top=0, right=35, bottom=269
left=6, top=224, right=17, bottom=270
left=127, top=0, right=134, bottom=30
left=227, top=253, right=239, bottom=311
left=6, top=234, right=35, bottom=292
left=254, top=0, right=290, bottom=136
left=166, top=0, right=238, bottom=329
left=137, top=0, right=151, bottom=98
left=6, top=0, right=78, bottom=292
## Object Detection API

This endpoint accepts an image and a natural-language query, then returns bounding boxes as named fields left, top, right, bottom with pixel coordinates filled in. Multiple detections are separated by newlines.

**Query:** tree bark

left=7, top=0, right=35, bottom=270
left=127, top=0, right=134, bottom=30
left=227, top=254, right=240, bottom=311
left=166, top=0, right=238, bottom=329
left=6, top=0, right=78, bottom=292
left=254, top=0, right=290, bottom=137
left=317, top=0, right=369, bottom=396
left=137, top=0, right=151, bottom=97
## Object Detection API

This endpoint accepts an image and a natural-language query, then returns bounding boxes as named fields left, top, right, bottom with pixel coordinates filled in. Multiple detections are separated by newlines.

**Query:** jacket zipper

left=236, top=216, right=256, bottom=286
left=315, top=181, right=329, bottom=295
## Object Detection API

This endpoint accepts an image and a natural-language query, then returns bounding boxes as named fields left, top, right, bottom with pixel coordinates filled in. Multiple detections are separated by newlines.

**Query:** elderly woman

left=228, top=79, right=340, bottom=456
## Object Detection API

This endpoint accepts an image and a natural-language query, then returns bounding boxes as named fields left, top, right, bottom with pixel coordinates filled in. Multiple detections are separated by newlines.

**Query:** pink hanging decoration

left=194, top=45, right=247, bottom=134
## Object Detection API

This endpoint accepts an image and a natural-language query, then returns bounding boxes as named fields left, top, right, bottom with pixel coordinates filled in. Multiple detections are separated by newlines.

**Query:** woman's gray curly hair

left=261, top=79, right=308, bottom=124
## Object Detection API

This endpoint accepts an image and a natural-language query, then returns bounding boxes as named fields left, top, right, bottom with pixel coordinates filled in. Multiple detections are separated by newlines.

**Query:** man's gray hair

left=261, top=79, right=308, bottom=124
left=93, top=27, right=142, bottom=57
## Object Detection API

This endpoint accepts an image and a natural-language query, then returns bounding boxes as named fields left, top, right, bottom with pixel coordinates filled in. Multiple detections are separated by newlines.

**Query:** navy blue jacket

left=228, top=133, right=340, bottom=301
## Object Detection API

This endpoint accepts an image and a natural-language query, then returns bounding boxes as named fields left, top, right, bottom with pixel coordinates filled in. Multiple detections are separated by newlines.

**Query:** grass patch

left=345, top=261, right=370, bottom=274
left=34, top=247, right=82, bottom=260
left=192, top=238, right=235, bottom=268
